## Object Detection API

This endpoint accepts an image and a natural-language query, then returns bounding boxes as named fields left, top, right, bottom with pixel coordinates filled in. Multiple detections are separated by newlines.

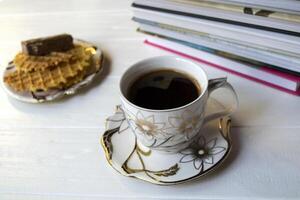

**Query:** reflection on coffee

left=128, top=69, right=201, bottom=110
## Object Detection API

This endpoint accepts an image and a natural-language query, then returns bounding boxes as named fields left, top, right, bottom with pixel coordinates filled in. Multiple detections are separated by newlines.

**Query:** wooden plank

left=0, top=127, right=299, bottom=199
left=0, top=0, right=130, bottom=15
left=0, top=0, right=299, bottom=199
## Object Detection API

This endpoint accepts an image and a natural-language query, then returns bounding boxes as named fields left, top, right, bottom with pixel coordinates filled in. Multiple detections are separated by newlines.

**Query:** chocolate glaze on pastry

left=21, top=34, right=74, bottom=56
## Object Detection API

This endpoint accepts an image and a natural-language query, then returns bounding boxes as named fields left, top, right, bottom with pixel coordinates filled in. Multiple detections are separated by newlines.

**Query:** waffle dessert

left=14, top=45, right=88, bottom=73
left=3, top=34, right=94, bottom=92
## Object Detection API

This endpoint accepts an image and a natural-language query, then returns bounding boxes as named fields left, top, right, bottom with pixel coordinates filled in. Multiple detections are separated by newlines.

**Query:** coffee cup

left=120, top=56, right=238, bottom=153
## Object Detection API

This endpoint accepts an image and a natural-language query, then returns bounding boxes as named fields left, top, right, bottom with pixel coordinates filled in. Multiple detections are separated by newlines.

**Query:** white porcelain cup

left=120, top=56, right=238, bottom=153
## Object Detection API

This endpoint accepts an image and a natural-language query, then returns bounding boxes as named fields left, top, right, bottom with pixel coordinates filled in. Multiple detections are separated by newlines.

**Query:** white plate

left=1, top=39, right=103, bottom=103
left=101, top=98, right=232, bottom=185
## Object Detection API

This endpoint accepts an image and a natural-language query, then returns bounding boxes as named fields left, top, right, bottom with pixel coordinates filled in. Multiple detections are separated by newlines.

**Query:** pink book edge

left=260, top=66, right=300, bottom=82
left=144, top=39, right=300, bottom=96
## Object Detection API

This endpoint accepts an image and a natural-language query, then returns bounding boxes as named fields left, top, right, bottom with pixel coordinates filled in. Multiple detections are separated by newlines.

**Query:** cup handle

left=203, top=77, right=238, bottom=124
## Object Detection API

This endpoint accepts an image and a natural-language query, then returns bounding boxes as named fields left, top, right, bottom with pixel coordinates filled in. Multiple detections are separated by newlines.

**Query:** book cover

left=133, top=8, right=300, bottom=54
left=143, top=35, right=300, bottom=95
left=168, top=0, right=300, bottom=23
left=200, top=0, right=300, bottom=14
left=134, top=17, right=300, bottom=58
left=137, top=21, right=300, bottom=73
left=133, top=0, right=300, bottom=35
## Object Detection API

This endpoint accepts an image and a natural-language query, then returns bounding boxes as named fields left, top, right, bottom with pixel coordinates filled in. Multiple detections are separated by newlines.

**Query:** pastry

left=3, top=34, right=94, bottom=92
left=14, top=44, right=88, bottom=72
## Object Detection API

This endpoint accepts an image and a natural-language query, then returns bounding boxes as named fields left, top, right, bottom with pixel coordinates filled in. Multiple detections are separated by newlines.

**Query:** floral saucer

left=1, top=39, right=103, bottom=103
left=101, top=99, right=232, bottom=185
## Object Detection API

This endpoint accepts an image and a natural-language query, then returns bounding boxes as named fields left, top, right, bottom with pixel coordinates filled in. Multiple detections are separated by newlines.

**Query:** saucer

left=101, top=98, right=232, bottom=185
left=1, top=39, right=103, bottom=103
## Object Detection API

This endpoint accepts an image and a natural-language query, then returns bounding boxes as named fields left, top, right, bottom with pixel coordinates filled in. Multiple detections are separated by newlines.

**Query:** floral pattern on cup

left=124, top=106, right=205, bottom=150
left=127, top=111, right=167, bottom=141
left=167, top=109, right=204, bottom=142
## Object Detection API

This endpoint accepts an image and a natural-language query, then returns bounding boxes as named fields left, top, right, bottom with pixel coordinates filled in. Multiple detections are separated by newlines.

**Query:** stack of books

left=132, top=0, right=300, bottom=95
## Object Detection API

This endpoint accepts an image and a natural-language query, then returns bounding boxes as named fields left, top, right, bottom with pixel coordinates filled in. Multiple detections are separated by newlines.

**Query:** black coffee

left=128, top=69, right=200, bottom=110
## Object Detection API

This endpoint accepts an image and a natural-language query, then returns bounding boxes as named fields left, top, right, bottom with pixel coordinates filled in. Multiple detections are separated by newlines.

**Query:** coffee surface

left=128, top=70, right=200, bottom=110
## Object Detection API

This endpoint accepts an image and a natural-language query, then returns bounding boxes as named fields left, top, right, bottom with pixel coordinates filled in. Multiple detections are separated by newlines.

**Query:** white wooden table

left=0, top=0, right=299, bottom=199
